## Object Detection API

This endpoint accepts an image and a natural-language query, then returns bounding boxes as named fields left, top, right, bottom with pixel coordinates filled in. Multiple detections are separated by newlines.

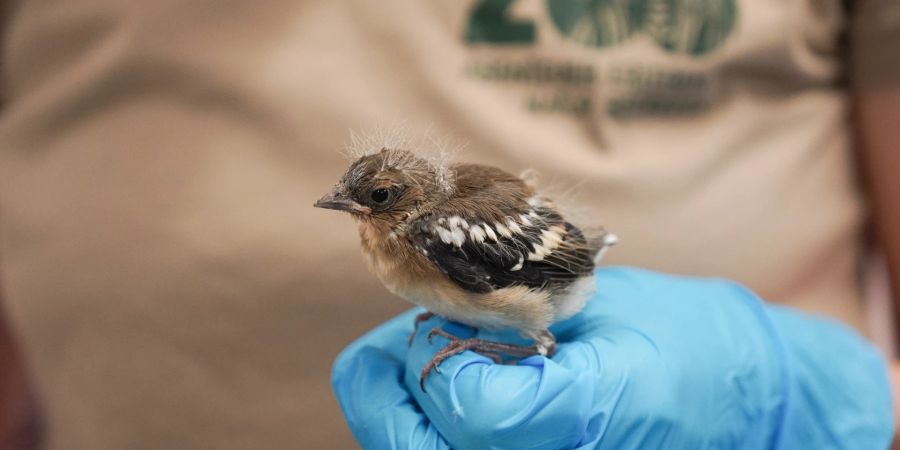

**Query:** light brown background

left=1, top=0, right=896, bottom=448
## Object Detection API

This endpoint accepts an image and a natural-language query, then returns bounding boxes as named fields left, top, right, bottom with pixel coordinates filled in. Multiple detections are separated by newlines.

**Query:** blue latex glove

left=332, top=268, right=894, bottom=449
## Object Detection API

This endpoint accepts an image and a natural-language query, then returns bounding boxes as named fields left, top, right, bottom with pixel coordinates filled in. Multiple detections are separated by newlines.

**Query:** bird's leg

left=418, top=328, right=551, bottom=392
left=407, top=311, right=435, bottom=346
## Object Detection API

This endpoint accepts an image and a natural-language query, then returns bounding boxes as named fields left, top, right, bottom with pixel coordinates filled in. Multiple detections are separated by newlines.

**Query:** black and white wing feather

left=407, top=205, right=597, bottom=294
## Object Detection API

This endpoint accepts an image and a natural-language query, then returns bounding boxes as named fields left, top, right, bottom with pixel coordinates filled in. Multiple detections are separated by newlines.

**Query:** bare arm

left=0, top=3, right=39, bottom=445
left=848, top=1, right=900, bottom=444
left=853, top=87, right=900, bottom=342
left=849, top=0, right=900, bottom=348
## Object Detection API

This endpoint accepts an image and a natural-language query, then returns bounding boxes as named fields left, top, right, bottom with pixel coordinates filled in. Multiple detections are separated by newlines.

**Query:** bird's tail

left=591, top=230, right=619, bottom=265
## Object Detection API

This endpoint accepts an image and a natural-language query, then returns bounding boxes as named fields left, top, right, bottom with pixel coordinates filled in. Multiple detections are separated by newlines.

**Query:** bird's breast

left=357, top=223, right=438, bottom=296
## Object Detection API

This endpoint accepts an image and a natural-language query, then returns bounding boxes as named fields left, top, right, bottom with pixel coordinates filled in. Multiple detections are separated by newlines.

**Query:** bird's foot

left=418, top=328, right=542, bottom=392
left=407, top=312, right=435, bottom=346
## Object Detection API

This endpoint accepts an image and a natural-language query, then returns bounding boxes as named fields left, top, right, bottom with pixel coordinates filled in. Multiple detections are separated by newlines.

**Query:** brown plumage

left=315, top=148, right=616, bottom=390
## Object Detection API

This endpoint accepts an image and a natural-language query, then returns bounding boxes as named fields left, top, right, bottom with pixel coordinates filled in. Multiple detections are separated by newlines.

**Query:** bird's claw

left=426, top=327, right=453, bottom=344
left=418, top=328, right=544, bottom=393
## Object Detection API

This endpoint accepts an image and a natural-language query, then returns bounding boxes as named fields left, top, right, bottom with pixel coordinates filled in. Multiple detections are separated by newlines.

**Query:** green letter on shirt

left=465, top=0, right=536, bottom=44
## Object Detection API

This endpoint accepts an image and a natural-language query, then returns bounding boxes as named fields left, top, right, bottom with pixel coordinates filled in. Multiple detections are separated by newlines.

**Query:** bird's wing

left=406, top=204, right=596, bottom=294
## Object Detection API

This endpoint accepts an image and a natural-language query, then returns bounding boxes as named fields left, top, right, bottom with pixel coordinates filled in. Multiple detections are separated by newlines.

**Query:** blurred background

left=0, top=0, right=898, bottom=449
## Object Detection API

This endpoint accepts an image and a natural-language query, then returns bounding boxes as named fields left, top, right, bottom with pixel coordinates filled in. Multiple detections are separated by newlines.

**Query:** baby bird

left=315, top=147, right=616, bottom=390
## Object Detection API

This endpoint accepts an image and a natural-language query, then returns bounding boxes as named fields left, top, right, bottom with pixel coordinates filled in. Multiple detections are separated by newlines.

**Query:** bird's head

left=314, top=148, right=453, bottom=227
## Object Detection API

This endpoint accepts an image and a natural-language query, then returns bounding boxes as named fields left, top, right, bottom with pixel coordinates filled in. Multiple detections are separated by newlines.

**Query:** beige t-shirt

left=0, top=1, right=896, bottom=449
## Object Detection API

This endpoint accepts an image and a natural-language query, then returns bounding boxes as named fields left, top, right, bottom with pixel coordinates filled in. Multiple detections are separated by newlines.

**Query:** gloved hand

left=332, top=267, right=894, bottom=449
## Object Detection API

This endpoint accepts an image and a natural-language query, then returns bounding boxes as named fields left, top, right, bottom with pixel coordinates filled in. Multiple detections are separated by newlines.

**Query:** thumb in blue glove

left=333, top=268, right=894, bottom=449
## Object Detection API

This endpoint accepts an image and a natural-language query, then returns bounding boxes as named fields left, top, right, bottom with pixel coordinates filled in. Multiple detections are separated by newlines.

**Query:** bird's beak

left=314, top=191, right=371, bottom=214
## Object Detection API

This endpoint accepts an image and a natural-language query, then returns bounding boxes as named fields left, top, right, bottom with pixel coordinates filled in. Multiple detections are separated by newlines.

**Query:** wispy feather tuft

left=343, top=124, right=460, bottom=195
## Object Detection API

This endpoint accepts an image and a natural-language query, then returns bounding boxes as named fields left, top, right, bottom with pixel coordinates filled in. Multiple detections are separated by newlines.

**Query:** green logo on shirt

left=641, top=0, right=737, bottom=56
left=463, top=0, right=738, bottom=118
left=466, top=0, right=737, bottom=56
left=546, top=0, right=648, bottom=48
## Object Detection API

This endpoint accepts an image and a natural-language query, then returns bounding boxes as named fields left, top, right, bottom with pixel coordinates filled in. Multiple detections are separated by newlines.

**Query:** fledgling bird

left=315, top=146, right=616, bottom=390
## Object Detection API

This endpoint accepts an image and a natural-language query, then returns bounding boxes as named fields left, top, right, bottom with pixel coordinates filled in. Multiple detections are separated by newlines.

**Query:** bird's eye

left=370, top=188, right=390, bottom=204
